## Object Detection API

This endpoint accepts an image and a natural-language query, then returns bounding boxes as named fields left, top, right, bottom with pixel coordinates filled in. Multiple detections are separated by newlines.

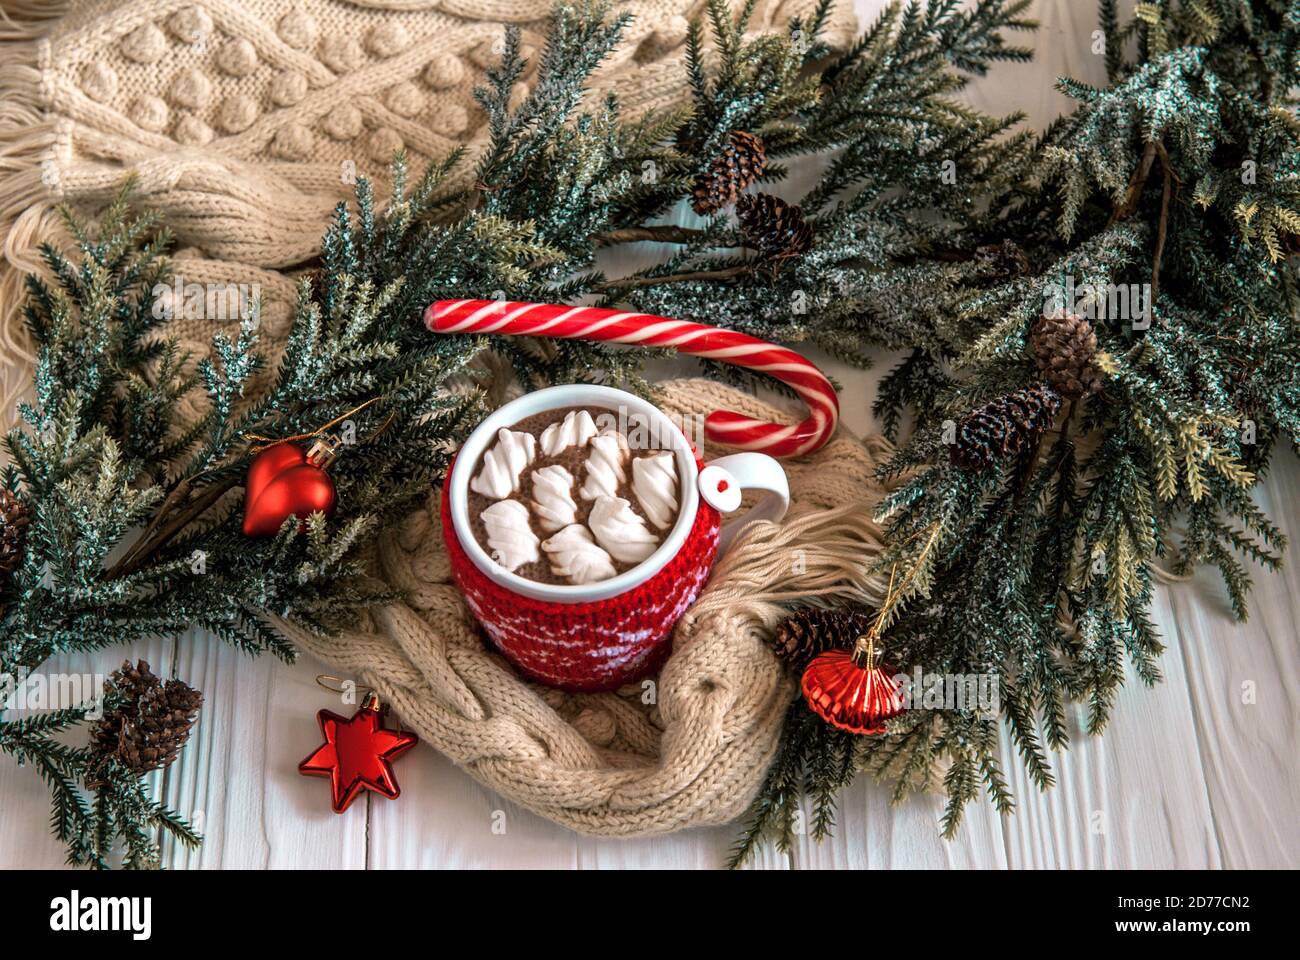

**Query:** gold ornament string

left=244, top=397, right=394, bottom=452
left=853, top=562, right=897, bottom=665
left=316, top=673, right=380, bottom=711
left=316, top=675, right=404, bottom=727
left=852, top=521, right=941, bottom=665
left=316, top=674, right=374, bottom=697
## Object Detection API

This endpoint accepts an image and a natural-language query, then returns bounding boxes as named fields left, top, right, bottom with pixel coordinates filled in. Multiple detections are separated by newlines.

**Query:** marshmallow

left=580, top=428, right=629, bottom=500
left=471, top=428, right=536, bottom=499
left=631, top=451, right=678, bottom=529
left=481, top=498, right=539, bottom=572
left=539, top=409, right=598, bottom=457
left=530, top=464, right=578, bottom=532
left=542, top=523, right=617, bottom=584
left=588, top=495, right=659, bottom=565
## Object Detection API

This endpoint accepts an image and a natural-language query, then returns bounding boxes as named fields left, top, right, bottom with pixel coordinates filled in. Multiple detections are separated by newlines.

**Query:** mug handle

left=698, top=453, right=790, bottom=552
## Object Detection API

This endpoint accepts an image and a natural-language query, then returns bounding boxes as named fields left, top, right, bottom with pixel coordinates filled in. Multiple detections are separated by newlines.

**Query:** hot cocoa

left=466, top=406, right=681, bottom=585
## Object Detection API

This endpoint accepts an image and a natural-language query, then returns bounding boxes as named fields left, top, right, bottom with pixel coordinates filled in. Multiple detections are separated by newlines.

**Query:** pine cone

left=771, top=606, right=876, bottom=670
left=973, top=239, right=1031, bottom=279
left=90, top=661, right=203, bottom=777
left=1031, top=312, right=1105, bottom=398
left=951, top=384, right=1062, bottom=471
left=0, top=488, right=31, bottom=582
left=737, top=193, right=814, bottom=260
left=1283, top=231, right=1300, bottom=259
left=691, top=131, right=767, bottom=215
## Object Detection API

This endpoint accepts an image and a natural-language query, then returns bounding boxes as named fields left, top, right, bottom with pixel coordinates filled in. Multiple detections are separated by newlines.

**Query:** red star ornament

left=298, top=696, right=418, bottom=813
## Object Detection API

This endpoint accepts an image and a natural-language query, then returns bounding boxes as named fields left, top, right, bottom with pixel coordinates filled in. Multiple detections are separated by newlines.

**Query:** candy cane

left=425, top=300, right=839, bottom=458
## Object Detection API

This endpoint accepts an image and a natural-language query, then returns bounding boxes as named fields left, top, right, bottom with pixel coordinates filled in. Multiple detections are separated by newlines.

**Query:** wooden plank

left=7, top=0, right=1297, bottom=872
left=788, top=0, right=1238, bottom=873
left=157, top=641, right=365, bottom=869
left=789, top=779, right=1012, bottom=869
left=782, top=504, right=1227, bottom=867
left=0, top=635, right=363, bottom=869
left=962, top=0, right=1104, bottom=134
left=1164, top=463, right=1300, bottom=869
left=365, top=745, right=786, bottom=869
left=0, top=640, right=171, bottom=868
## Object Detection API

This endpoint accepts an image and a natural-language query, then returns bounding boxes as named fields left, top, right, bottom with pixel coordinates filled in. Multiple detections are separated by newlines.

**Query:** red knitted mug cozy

left=441, top=461, right=721, bottom=692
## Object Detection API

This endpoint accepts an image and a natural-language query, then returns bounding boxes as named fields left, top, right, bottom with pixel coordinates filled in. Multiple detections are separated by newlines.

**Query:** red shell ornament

left=801, top=640, right=904, bottom=735
left=242, top=438, right=338, bottom=537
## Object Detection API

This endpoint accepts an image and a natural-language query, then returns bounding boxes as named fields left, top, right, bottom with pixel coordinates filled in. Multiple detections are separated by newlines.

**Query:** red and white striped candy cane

left=425, top=300, right=839, bottom=457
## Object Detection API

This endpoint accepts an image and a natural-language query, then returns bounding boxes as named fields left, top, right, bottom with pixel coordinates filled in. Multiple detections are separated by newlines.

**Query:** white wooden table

left=2, top=0, right=1297, bottom=869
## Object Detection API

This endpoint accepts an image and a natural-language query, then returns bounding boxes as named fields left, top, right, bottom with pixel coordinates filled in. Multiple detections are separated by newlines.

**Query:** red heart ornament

left=242, top=442, right=337, bottom=537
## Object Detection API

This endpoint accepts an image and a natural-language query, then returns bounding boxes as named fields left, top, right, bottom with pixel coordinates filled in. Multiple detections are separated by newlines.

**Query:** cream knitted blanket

left=282, top=379, right=894, bottom=835
left=0, top=0, right=872, bottom=836
left=0, top=0, right=855, bottom=407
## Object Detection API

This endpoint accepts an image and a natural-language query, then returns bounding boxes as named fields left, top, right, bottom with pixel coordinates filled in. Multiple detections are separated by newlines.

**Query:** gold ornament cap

left=306, top=433, right=343, bottom=469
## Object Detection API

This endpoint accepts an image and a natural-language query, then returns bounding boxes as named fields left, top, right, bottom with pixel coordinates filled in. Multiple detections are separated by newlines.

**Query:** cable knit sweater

left=0, top=0, right=855, bottom=409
